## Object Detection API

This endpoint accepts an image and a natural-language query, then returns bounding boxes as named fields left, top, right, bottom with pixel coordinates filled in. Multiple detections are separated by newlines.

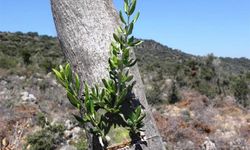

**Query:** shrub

left=74, top=137, right=88, bottom=150
left=26, top=129, right=54, bottom=150
left=232, top=76, right=249, bottom=107
left=26, top=112, right=65, bottom=150
left=21, top=50, right=32, bottom=65
left=35, top=112, right=47, bottom=128
left=196, top=80, right=217, bottom=98
left=168, top=81, right=181, bottom=104
left=0, top=54, right=18, bottom=69
left=25, top=123, right=65, bottom=150
left=146, top=84, right=162, bottom=105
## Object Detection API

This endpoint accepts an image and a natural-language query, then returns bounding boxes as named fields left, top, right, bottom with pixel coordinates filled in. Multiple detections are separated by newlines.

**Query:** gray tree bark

left=51, top=0, right=165, bottom=149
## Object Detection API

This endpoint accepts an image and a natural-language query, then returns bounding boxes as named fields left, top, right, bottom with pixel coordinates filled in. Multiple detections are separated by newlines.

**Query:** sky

left=0, top=0, right=249, bottom=58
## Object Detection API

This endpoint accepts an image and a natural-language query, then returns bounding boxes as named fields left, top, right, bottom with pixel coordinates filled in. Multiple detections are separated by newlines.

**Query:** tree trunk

left=50, top=0, right=165, bottom=149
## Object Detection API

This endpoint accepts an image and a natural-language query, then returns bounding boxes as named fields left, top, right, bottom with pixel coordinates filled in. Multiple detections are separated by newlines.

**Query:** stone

left=64, top=126, right=82, bottom=140
left=60, top=145, right=77, bottom=150
left=64, top=130, right=73, bottom=139
left=0, top=80, right=7, bottom=85
left=201, top=137, right=217, bottom=150
left=2, top=137, right=9, bottom=147
left=65, top=119, right=74, bottom=130
left=21, top=91, right=37, bottom=103
left=27, top=144, right=31, bottom=150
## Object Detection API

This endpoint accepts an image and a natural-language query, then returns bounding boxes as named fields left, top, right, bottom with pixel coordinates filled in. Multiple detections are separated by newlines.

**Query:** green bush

left=146, top=84, right=162, bottom=105
left=35, top=112, right=47, bottom=128
left=25, top=124, right=65, bottom=150
left=0, top=54, right=18, bottom=69
left=232, top=76, right=249, bottom=107
left=200, top=67, right=215, bottom=81
left=74, top=138, right=88, bottom=150
left=26, top=129, right=54, bottom=150
left=168, top=82, right=181, bottom=104
left=196, top=80, right=217, bottom=98
left=26, top=112, right=65, bottom=150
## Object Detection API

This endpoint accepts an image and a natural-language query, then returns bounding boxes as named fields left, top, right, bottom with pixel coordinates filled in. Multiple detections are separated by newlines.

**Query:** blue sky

left=0, top=0, right=249, bottom=58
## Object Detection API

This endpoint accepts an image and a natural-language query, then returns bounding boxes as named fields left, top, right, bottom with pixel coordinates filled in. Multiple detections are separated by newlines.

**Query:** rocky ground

left=154, top=90, right=250, bottom=149
left=0, top=69, right=82, bottom=150
left=0, top=69, right=249, bottom=149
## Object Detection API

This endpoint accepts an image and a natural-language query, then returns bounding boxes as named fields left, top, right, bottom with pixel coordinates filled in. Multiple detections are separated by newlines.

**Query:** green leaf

left=124, top=0, right=129, bottom=14
left=95, top=85, right=99, bottom=97
left=127, top=81, right=136, bottom=92
left=100, top=89, right=105, bottom=100
left=52, top=68, right=63, bottom=81
left=127, top=23, right=134, bottom=35
left=111, top=42, right=119, bottom=51
left=123, top=48, right=130, bottom=60
left=117, top=88, right=127, bottom=106
left=137, top=113, right=146, bottom=123
left=89, top=95, right=95, bottom=116
left=75, top=73, right=80, bottom=93
left=102, top=79, right=109, bottom=89
left=126, top=75, right=133, bottom=82
left=59, top=65, right=64, bottom=73
left=65, top=63, right=72, bottom=82
left=109, top=58, right=116, bottom=69
left=119, top=11, right=126, bottom=24
left=73, top=114, right=88, bottom=124
left=91, top=87, right=96, bottom=95
left=84, top=82, right=90, bottom=110
left=133, top=12, right=140, bottom=23
left=128, top=36, right=134, bottom=44
left=128, top=0, right=137, bottom=15
left=127, top=119, right=133, bottom=126
left=117, top=26, right=123, bottom=34
left=67, top=91, right=79, bottom=108
left=130, top=40, right=143, bottom=46
left=113, top=33, right=121, bottom=43
left=131, top=112, right=136, bottom=122
left=135, top=106, right=141, bottom=119
left=128, top=59, right=137, bottom=67
left=137, top=122, right=145, bottom=129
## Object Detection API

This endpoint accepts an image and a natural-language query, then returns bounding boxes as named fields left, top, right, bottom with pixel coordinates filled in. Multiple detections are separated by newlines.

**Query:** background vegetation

left=0, top=31, right=249, bottom=107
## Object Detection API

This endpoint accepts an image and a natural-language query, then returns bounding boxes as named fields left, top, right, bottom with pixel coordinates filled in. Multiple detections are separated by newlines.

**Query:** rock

left=229, top=138, right=249, bottom=150
left=60, top=145, right=77, bottom=150
left=21, top=91, right=37, bottom=103
left=19, top=76, right=26, bottom=80
left=71, top=127, right=81, bottom=137
left=2, top=137, right=9, bottom=147
left=176, top=140, right=195, bottom=150
left=27, top=144, right=31, bottom=150
left=186, top=141, right=195, bottom=149
left=64, top=126, right=82, bottom=140
left=201, top=137, right=217, bottom=150
left=64, top=130, right=73, bottom=139
left=0, top=80, right=7, bottom=85
left=65, top=120, right=74, bottom=130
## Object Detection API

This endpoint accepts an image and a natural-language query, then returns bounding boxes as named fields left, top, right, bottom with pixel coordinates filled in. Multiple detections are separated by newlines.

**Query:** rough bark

left=51, top=0, right=165, bottom=149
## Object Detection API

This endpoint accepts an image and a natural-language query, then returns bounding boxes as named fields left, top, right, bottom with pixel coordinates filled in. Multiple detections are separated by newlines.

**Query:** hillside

left=0, top=31, right=249, bottom=149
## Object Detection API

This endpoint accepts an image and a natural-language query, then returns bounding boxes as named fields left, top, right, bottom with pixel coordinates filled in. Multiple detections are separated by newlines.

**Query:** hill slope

left=0, top=31, right=249, bottom=149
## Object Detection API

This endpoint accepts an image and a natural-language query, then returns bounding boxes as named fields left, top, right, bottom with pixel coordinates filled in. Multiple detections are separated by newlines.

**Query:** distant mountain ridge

left=135, top=38, right=250, bottom=75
